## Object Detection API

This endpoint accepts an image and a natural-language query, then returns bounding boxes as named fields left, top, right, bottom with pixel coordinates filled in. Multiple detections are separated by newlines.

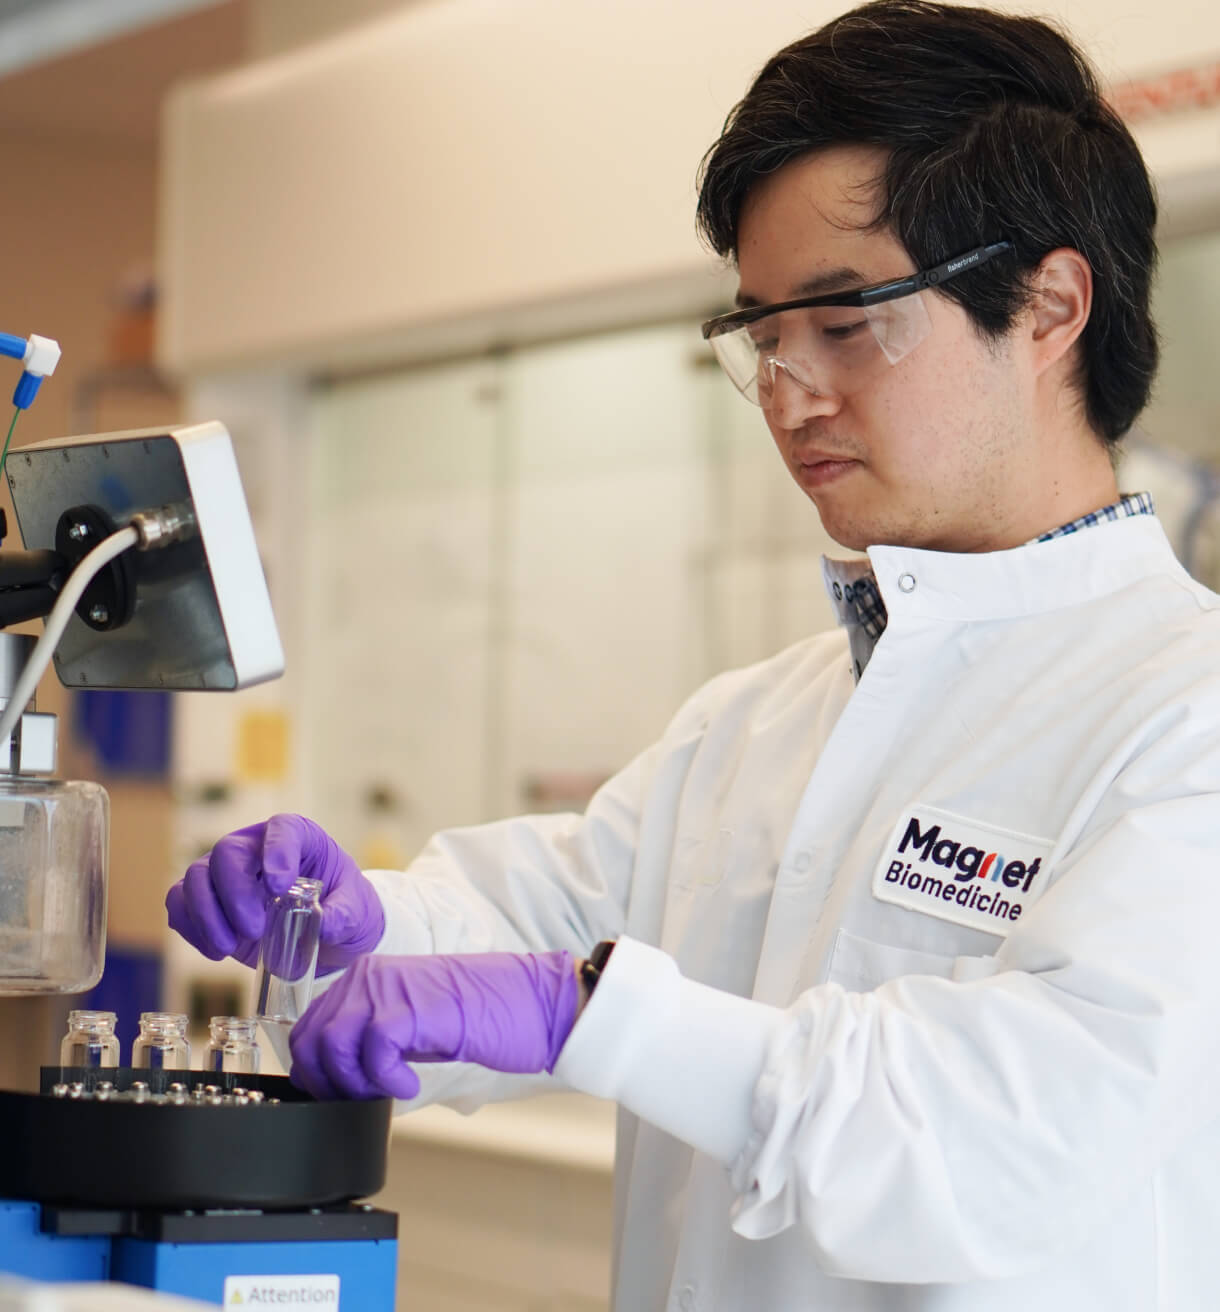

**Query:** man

left=169, top=3, right=1220, bottom=1307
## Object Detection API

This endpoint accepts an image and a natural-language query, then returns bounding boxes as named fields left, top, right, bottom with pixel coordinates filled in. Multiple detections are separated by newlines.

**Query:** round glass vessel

left=0, top=777, right=109, bottom=994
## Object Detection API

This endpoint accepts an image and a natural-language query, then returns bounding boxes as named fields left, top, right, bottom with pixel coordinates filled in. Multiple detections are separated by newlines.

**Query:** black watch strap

left=579, top=940, right=617, bottom=997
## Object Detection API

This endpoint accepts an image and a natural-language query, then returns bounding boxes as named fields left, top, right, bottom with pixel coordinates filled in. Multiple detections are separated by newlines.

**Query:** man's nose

left=764, top=360, right=842, bottom=429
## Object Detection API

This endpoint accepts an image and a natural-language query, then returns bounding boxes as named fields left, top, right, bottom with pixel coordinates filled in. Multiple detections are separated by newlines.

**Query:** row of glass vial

left=61, top=1010, right=261, bottom=1075
left=57, top=876, right=322, bottom=1075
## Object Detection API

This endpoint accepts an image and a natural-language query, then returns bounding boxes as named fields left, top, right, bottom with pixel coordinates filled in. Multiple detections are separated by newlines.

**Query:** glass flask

left=132, top=1011, right=191, bottom=1070
left=204, top=1016, right=261, bottom=1074
left=256, top=876, right=322, bottom=1030
left=59, top=1009, right=119, bottom=1068
left=0, top=777, right=109, bottom=995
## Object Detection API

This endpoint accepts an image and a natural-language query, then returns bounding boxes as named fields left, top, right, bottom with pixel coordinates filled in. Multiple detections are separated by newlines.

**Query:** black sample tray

left=0, top=1069, right=391, bottom=1211
left=42, top=1202, right=398, bottom=1244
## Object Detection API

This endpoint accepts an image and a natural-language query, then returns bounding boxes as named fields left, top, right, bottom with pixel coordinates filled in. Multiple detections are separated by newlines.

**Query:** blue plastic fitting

left=0, top=333, right=26, bottom=362
left=13, top=373, right=41, bottom=409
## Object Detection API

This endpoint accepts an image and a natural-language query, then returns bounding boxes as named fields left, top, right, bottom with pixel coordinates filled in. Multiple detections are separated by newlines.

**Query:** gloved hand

left=288, top=950, right=579, bottom=1100
left=165, top=814, right=385, bottom=972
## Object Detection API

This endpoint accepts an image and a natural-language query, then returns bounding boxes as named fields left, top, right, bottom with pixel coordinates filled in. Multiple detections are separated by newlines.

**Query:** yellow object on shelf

left=235, top=709, right=290, bottom=783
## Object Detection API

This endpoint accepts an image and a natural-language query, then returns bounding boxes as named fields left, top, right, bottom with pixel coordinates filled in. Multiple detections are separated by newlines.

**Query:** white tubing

left=0, top=525, right=140, bottom=749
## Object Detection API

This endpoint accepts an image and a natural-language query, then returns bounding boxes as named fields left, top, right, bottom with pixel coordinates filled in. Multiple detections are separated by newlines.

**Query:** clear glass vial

left=256, top=876, right=322, bottom=1028
left=59, top=1009, right=119, bottom=1068
left=131, top=1011, right=191, bottom=1070
left=204, top=1015, right=261, bottom=1074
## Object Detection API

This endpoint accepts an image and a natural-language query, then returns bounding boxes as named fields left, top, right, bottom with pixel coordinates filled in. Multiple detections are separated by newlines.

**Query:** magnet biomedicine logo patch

left=872, top=805, right=1055, bottom=937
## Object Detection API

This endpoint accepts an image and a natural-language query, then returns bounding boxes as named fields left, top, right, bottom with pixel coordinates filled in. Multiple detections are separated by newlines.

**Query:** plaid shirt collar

left=824, top=492, right=1156, bottom=683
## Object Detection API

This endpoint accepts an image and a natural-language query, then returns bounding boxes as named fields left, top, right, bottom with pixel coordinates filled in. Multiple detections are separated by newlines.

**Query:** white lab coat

left=369, top=512, right=1220, bottom=1310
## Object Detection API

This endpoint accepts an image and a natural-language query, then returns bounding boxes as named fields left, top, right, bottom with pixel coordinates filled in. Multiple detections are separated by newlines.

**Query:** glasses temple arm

left=911, top=240, right=1014, bottom=293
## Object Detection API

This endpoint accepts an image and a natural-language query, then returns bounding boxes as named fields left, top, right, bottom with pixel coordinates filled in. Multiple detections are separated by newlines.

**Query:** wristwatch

left=579, top=940, right=617, bottom=997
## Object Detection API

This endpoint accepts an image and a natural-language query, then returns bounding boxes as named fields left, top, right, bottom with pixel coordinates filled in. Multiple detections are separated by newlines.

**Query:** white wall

left=299, top=322, right=842, bottom=849
left=158, top=0, right=1220, bottom=377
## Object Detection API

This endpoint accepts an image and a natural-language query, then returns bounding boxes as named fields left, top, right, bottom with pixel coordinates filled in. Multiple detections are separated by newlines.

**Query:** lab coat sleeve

left=363, top=664, right=746, bottom=961
left=356, top=769, right=645, bottom=1110
left=364, top=746, right=656, bottom=962
left=358, top=671, right=741, bottom=1110
left=556, top=735, right=1220, bottom=1281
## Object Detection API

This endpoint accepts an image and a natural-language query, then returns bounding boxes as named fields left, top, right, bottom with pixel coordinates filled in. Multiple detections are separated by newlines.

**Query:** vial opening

left=138, top=1011, right=189, bottom=1034
left=66, top=1009, right=117, bottom=1031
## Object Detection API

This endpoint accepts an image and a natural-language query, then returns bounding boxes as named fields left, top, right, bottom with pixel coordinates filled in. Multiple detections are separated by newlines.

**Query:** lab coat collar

left=863, top=513, right=1187, bottom=623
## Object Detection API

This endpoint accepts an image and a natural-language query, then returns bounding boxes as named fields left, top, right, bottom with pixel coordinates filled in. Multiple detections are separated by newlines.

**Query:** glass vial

left=204, top=1016, right=261, bottom=1074
left=60, top=1009, right=119, bottom=1067
left=131, top=1011, right=191, bottom=1070
left=256, top=876, right=322, bottom=1029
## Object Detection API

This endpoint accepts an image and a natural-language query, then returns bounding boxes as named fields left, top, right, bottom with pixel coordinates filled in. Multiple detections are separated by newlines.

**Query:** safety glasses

left=701, top=241, right=1013, bottom=406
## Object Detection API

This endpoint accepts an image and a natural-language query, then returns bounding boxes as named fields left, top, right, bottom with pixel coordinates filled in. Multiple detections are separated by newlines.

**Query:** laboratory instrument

left=0, top=1070, right=393, bottom=1304
left=0, top=419, right=284, bottom=995
left=0, top=337, right=395, bottom=1308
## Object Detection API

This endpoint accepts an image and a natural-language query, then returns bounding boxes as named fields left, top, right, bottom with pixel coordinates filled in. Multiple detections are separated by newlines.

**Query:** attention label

left=872, top=805, right=1054, bottom=937
left=224, top=1274, right=340, bottom=1306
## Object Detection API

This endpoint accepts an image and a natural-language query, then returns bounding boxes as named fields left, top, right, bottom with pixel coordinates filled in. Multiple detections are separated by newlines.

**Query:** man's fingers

left=180, top=860, right=238, bottom=960
left=288, top=1053, right=340, bottom=1102
left=261, top=814, right=308, bottom=895
left=289, top=980, right=355, bottom=1100
left=165, top=882, right=209, bottom=954
left=316, top=1024, right=383, bottom=1100
left=362, top=1021, right=422, bottom=1100
left=209, top=835, right=268, bottom=942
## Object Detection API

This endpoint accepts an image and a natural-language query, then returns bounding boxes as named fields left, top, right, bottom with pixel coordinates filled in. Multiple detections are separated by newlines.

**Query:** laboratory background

left=0, top=0, right=1219, bottom=1307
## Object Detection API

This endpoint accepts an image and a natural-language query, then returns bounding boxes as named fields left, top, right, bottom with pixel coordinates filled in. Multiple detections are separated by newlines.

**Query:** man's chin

left=810, top=508, right=875, bottom=553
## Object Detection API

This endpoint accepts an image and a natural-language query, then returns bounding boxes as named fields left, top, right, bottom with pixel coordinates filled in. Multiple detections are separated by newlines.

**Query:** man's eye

left=739, top=322, right=781, bottom=348
left=823, top=321, right=868, bottom=341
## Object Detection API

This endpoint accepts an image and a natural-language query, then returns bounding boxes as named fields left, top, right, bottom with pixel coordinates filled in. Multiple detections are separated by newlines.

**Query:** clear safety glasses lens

left=706, top=293, right=933, bottom=406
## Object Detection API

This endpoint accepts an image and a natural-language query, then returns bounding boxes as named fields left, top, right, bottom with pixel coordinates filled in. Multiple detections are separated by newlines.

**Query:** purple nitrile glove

left=166, top=814, right=385, bottom=972
left=287, top=950, right=579, bottom=1101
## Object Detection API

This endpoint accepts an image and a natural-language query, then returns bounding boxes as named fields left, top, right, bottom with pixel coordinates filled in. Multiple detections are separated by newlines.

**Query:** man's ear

left=1028, top=247, right=1093, bottom=376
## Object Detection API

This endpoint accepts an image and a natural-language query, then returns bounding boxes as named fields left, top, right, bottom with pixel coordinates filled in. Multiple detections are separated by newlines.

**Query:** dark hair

left=696, top=0, right=1158, bottom=444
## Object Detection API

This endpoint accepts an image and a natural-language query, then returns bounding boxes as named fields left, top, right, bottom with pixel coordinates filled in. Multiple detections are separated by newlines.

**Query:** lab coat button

left=898, top=572, right=917, bottom=593
left=793, top=851, right=812, bottom=873
left=677, top=1285, right=697, bottom=1311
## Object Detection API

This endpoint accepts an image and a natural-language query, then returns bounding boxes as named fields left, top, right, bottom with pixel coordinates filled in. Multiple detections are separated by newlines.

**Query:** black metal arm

left=0, top=549, right=67, bottom=627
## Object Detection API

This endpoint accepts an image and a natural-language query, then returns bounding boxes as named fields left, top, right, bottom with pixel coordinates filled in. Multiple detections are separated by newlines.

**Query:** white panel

left=494, top=326, right=708, bottom=815
left=306, top=358, right=501, bottom=854
left=298, top=322, right=851, bottom=836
